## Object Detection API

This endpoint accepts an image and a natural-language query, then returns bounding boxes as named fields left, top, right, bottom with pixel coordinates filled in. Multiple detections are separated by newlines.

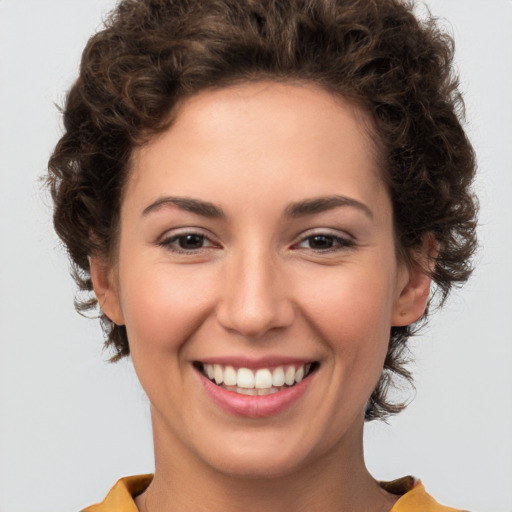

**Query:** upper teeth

left=203, top=364, right=311, bottom=389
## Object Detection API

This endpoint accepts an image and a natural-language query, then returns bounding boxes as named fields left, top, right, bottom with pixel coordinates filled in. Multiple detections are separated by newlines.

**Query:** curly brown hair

left=47, top=0, right=477, bottom=420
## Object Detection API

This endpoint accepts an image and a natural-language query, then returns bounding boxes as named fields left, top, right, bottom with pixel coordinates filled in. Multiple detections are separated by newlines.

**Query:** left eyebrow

left=284, top=195, right=374, bottom=220
left=141, top=196, right=226, bottom=218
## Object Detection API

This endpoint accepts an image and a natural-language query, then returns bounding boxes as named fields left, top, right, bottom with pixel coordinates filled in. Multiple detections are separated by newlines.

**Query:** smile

left=196, top=362, right=319, bottom=396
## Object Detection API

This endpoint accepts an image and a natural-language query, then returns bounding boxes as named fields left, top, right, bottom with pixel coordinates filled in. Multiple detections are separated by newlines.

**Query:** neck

left=137, top=408, right=397, bottom=512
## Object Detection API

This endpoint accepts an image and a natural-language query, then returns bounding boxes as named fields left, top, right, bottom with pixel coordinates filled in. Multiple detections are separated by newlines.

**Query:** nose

left=215, top=248, right=295, bottom=338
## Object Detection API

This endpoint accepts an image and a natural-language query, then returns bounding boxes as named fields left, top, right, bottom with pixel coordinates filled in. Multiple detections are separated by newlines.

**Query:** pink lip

left=197, top=356, right=313, bottom=370
left=197, top=369, right=315, bottom=418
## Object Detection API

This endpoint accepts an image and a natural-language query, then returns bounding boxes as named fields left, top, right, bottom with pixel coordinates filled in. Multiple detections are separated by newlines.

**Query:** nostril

left=215, top=263, right=295, bottom=338
left=215, top=300, right=295, bottom=339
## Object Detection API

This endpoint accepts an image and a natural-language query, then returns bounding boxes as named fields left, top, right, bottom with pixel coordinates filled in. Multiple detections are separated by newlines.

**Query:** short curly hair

left=47, top=0, right=477, bottom=420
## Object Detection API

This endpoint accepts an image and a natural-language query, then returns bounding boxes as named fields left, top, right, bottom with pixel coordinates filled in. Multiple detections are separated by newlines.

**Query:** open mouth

left=194, top=361, right=320, bottom=396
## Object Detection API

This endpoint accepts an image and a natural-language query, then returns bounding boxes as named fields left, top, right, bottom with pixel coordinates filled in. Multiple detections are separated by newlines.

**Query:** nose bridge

left=216, top=243, right=293, bottom=337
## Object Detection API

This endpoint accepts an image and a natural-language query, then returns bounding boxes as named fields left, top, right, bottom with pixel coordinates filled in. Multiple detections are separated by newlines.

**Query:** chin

left=207, top=453, right=308, bottom=480
left=195, top=431, right=327, bottom=480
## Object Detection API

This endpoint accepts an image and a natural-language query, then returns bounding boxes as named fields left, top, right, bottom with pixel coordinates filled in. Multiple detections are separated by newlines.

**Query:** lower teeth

left=222, top=385, right=288, bottom=396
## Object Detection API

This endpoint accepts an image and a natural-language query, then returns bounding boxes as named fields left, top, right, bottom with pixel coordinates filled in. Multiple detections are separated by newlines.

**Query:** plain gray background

left=0, top=1, right=511, bottom=511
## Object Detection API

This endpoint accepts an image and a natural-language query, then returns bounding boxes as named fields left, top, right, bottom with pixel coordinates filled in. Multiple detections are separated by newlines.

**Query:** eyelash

left=293, top=233, right=355, bottom=253
left=158, top=231, right=218, bottom=254
left=158, top=230, right=354, bottom=255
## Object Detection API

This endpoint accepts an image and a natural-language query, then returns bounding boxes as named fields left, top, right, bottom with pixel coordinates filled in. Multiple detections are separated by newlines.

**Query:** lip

left=196, top=364, right=316, bottom=418
left=198, top=356, right=314, bottom=370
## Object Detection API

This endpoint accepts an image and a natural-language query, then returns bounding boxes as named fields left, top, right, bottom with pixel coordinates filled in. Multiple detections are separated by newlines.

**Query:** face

left=93, top=82, right=429, bottom=478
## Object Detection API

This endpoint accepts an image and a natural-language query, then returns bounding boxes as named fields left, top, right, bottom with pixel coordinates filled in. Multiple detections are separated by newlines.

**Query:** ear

left=89, top=255, right=125, bottom=326
left=391, top=234, right=438, bottom=327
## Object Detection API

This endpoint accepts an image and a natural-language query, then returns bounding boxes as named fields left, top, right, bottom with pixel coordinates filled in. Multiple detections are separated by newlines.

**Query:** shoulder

left=81, top=474, right=468, bottom=512
left=382, top=476, right=469, bottom=512
left=81, top=475, right=153, bottom=512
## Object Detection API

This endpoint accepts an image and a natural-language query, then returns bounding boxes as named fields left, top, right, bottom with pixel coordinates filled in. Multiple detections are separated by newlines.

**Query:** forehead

left=127, top=81, right=386, bottom=214
left=176, top=81, right=379, bottom=163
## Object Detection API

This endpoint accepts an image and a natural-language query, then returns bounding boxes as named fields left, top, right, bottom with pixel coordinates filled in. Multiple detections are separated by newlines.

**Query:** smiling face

left=92, top=82, right=430, bottom=480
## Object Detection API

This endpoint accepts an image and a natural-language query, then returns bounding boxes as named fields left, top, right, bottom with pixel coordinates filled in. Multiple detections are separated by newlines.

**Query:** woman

left=47, top=0, right=477, bottom=510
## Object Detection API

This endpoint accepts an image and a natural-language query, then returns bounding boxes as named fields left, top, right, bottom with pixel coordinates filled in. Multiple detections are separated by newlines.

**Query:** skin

left=91, top=82, right=433, bottom=512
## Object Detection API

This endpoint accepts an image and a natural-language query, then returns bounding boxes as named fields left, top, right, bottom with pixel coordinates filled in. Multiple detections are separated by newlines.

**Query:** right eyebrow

left=284, top=195, right=374, bottom=220
left=141, top=196, right=226, bottom=219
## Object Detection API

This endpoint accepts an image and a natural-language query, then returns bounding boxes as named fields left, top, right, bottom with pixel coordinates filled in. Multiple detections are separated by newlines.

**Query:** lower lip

left=199, top=371, right=314, bottom=418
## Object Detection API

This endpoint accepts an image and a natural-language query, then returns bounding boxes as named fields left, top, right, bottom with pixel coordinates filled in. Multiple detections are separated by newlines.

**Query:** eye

left=175, top=233, right=207, bottom=250
left=158, top=231, right=218, bottom=253
left=303, top=234, right=336, bottom=250
left=295, top=233, right=354, bottom=252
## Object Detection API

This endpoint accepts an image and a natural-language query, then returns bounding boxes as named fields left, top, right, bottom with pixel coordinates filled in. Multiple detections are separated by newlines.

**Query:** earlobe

left=391, top=235, right=438, bottom=327
left=89, top=255, right=125, bottom=325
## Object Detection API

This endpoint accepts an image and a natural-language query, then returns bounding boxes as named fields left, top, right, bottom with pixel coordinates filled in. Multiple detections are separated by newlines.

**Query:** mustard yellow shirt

left=82, top=474, right=466, bottom=512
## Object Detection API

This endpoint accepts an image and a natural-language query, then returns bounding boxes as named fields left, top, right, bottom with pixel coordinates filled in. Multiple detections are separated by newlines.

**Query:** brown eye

left=307, top=235, right=335, bottom=249
left=295, top=233, right=354, bottom=252
left=178, top=234, right=205, bottom=249
left=159, top=231, right=217, bottom=253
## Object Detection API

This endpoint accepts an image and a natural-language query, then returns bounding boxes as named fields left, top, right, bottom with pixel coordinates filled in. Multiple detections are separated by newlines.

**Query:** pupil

left=179, top=234, right=204, bottom=249
left=310, top=235, right=333, bottom=249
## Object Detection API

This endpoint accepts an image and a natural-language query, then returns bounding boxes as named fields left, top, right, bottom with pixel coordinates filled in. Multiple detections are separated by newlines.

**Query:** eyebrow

left=142, top=196, right=226, bottom=218
left=141, top=194, right=373, bottom=220
left=285, top=195, right=373, bottom=219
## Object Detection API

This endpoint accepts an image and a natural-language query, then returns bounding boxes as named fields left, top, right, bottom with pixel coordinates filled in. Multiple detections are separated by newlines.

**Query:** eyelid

left=157, top=227, right=221, bottom=252
left=291, top=228, right=355, bottom=250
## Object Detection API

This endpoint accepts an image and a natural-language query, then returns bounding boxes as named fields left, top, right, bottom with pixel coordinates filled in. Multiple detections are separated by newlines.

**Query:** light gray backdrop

left=0, top=1, right=511, bottom=511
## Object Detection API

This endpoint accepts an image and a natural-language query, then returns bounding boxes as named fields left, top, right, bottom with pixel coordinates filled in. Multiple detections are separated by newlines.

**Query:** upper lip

left=194, top=356, right=318, bottom=370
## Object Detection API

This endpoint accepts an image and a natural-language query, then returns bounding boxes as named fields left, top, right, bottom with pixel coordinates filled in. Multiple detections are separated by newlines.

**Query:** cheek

left=118, top=261, right=216, bottom=354
left=297, top=263, right=396, bottom=362
left=118, top=263, right=219, bottom=406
